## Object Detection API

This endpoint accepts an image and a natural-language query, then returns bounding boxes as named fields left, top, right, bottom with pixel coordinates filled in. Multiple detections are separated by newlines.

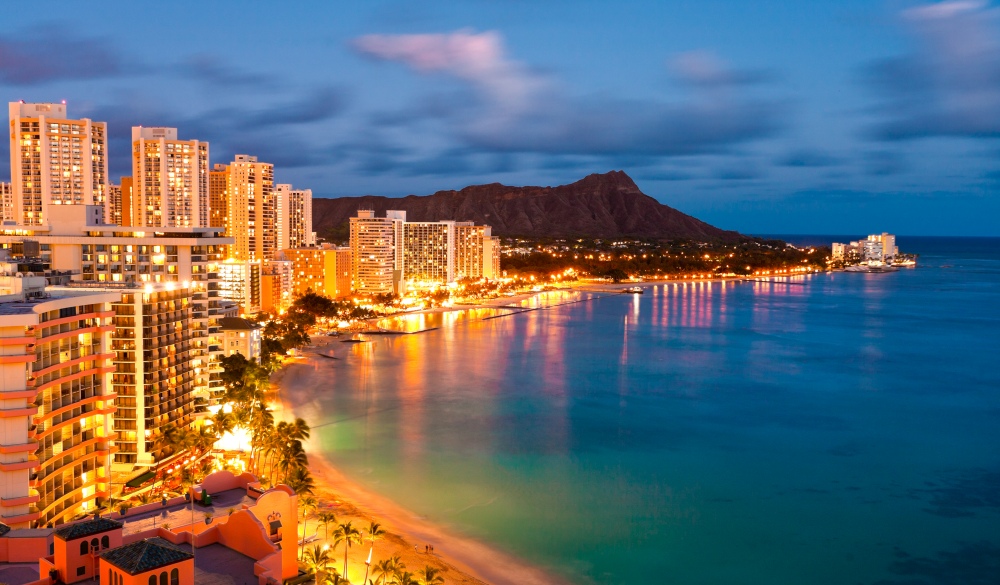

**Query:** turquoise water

left=286, top=237, right=1000, bottom=585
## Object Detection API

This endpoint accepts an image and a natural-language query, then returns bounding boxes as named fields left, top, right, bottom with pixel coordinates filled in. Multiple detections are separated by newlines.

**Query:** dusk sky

left=2, top=0, right=999, bottom=236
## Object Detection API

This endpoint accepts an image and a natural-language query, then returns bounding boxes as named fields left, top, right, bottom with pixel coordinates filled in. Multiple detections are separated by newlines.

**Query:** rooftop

left=53, top=517, right=123, bottom=541
left=218, top=317, right=260, bottom=331
left=0, top=289, right=118, bottom=316
left=100, top=537, right=193, bottom=575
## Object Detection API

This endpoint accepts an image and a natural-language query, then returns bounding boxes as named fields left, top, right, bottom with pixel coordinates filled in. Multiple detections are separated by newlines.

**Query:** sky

left=1, top=0, right=999, bottom=236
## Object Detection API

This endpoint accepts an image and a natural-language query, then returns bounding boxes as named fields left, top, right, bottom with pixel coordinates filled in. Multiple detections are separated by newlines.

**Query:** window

left=149, top=576, right=157, bottom=585
left=102, top=535, right=110, bottom=549
left=77, top=566, right=86, bottom=576
left=91, top=537, right=99, bottom=550
left=170, top=568, right=179, bottom=585
left=160, top=571, right=168, bottom=585
left=80, top=541, right=89, bottom=555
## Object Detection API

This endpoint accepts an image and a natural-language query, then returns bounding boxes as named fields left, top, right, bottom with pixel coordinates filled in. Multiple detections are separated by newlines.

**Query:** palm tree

left=367, top=521, right=385, bottom=547
left=318, top=510, right=338, bottom=540
left=333, top=521, right=363, bottom=577
left=372, top=558, right=398, bottom=585
left=393, top=570, right=420, bottom=585
left=298, top=494, right=318, bottom=559
left=302, top=544, right=331, bottom=574
left=318, top=571, right=349, bottom=585
left=417, top=566, right=444, bottom=585
left=285, top=465, right=316, bottom=496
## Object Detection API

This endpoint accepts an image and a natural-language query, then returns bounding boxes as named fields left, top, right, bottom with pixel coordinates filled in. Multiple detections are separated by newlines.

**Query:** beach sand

left=271, top=337, right=574, bottom=585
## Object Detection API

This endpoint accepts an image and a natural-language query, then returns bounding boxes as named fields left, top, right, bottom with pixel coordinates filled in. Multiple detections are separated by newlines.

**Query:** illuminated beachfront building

left=831, top=233, right=898, bottom=263
left=0, top=284, right=119, bottom=528
left=0, top=205, right=231, bottom=407
left=219, top=259, right=262, bottom=315
left=285, top=245, right=352, bottom=299
left=7, top=102, right=108, bottom=226
left=107, top=183, right=123, bottom=227
left=222, top=155, right=275, bottom=263
left=130, top=127, right=209, bottom=229
left=349, top=210, right=404, bottom=295
left=118, top=177, right=134, bottom=226
left=454, top=222, right=500, bottom=280
left=48, top=283, right=199, bottom=472
left=274, top=184, right=314, bottom=252
left=404, top=221, right=455, bottom=285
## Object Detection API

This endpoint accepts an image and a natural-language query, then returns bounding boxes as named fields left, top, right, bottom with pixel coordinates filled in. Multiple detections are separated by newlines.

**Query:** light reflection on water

left=287, top=255, right=1000, bottom=585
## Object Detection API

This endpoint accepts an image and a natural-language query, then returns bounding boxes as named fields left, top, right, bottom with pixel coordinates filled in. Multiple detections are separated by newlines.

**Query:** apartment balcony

left=0, top=457, right=39, bottom=472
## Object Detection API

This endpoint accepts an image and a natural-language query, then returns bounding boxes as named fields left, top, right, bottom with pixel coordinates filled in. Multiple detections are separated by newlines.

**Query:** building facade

left=349, top=210, right=404, bottom=295
left=130, top=127, right=209, bottom=229
left=8, top=102, right=108, bottom=226
left=404, top=221, right=455, bottom=285
left=219, top=317, right=262, bottom=360
left=285, top=245, right=352, bottom=299
left=218, top=259, right=262, bottom=315
left=0, top=289, right=119, bottom=529
left=261, top=259, right=293, bottom=313
left=0, top=182, right=12, bottom=223
left=223, top=155, right=274, bottom=262
left=274, top=184, right=314, bottom=252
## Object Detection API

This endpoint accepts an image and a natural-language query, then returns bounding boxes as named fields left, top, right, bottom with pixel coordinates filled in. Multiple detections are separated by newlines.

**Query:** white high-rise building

left=350, top=209, right=404, bottom=294
left=0, top=182, right=12, bottom=223
left=274, top=184, right=314, bottom=254
left=224, top=155, right=275, bottom=262
left=8, top=102, right=108, bottom=226
left=131, top=127, right=209, bottom=228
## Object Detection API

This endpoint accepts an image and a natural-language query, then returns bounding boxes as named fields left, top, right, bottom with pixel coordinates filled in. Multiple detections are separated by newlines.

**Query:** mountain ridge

left=312, top=171, right=741, bottom=241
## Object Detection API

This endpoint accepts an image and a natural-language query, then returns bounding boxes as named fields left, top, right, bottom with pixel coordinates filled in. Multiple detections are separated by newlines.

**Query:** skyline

left=1, top=1, right=999, bottom=236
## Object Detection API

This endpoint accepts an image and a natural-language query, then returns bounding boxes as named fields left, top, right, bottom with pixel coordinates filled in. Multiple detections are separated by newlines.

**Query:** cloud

left=246, top=86, right=347, bottom=127
left=777, top=148, right=840, bottom=167
left=177, top=54, right=271, bottom=88
left=350, top=30, right=783, bottom=166
left=864, top=150, right=907, bottom=176
left=865, top=1, right=1000, bottom=140
left=0, top=26, right=131, bottom=85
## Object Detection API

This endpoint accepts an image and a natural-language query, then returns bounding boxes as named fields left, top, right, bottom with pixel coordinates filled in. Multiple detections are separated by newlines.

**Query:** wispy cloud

left=865, top=0, right=1000, bottom=140
left=350, top=30, right=784, bottom=174
left=0, top=26, right=132, bottom=85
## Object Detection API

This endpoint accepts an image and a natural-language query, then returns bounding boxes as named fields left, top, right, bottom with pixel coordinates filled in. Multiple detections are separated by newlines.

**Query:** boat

left=844, top=263, right=900, bottom=273
left=621, top=286, right=644, bottom=294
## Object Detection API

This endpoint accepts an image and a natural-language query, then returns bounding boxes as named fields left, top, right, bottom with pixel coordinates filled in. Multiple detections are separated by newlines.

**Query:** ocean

left=285, top=236, right=1000, bottom=585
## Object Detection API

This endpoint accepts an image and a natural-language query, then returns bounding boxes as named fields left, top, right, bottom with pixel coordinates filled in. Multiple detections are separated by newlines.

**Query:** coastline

left=271, top=347, right=575, bottom=585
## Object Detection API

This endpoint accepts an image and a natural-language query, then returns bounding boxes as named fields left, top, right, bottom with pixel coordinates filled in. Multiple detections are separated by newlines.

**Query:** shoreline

left=271, top=349, right=575, bottom=585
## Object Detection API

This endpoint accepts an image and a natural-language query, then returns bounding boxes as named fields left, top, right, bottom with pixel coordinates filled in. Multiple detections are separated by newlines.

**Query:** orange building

left=52, top=517, right=124, bottom=583
left=100, top=538, right=194, bottom=585
left=285, top=245, right=352, bottom=299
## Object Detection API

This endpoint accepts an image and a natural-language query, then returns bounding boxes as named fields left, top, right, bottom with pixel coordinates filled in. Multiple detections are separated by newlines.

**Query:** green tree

left=317, top=510, right=338, bottom=540
left=302, top=544, right=332, bottom=575
left=333, top=521, right=363, bottom=577
left=418, top=566, right=444, bottom=585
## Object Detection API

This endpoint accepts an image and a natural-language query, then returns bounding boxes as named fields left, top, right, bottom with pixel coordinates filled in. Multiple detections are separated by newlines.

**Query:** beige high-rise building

left=350, top=210, right=404, bottom=294
left=209, top=163, right=227, bottom=230
left=0, top=286, right=119, bottom=528
left=286, top=245, right=352, bottom=299
left=224, top=155, right=274, bottom=262
left=219, top=259, right=262, bottom=315
left=107, top=183, right=123, bottom=226
left=0, top=182, right=12, bottom=223
left=455, top=222, right=500, bottom=280
left=261, top=259, right=294, bottom=313
left=131, top=127, right=209, bottom=228
left=274, top=184, right=314, bottom=253
left=404, top=221, right=455, bottom=285
left=8, top=102, right=108, bottom=226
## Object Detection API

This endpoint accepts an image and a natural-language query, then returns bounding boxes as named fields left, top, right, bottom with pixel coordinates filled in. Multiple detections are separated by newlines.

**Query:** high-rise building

left=107, top=183, right=123, bottom=226
left=224, top=155, right=274, bottom=262
left=285, top=245, right=352, bottom=299
left=219, top=317, right=262, bottom=360
left=8, top=102, right=108, bottom=226
left=0, top=182, right=12, bottom=223
left=454, top=222, right=500, bottom=280
left=131, top=127, right=209, bottom=228
left=0, top=205, right=231, bottom=406
left=49, top=283, right=199, bottom=472
left=119, top=177, right=134, bottom=226
left=208, top=163, right=227, bottom=230
left=219, top=259, right=262, bottom=315
left=0, top=285, right=119, bottom=528
left=404, top=221, right=455, bottom=285
left=274, top=184, right=314, bottom=253
left=349, top=210, right=404, bottom=294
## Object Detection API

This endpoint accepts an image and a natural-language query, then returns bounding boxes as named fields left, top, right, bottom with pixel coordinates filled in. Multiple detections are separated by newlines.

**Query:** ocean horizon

left=285, top=236, right=1000, bottom=585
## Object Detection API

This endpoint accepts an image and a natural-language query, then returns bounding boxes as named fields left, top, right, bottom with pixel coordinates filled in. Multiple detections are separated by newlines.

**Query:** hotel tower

left=130, top=127, right=209, bottom=228
left=7, top=102, right=108, bottom=226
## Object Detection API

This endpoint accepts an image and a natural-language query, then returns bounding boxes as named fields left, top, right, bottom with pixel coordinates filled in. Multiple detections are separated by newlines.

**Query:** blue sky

left=1, top=0, right=998, bottom=236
